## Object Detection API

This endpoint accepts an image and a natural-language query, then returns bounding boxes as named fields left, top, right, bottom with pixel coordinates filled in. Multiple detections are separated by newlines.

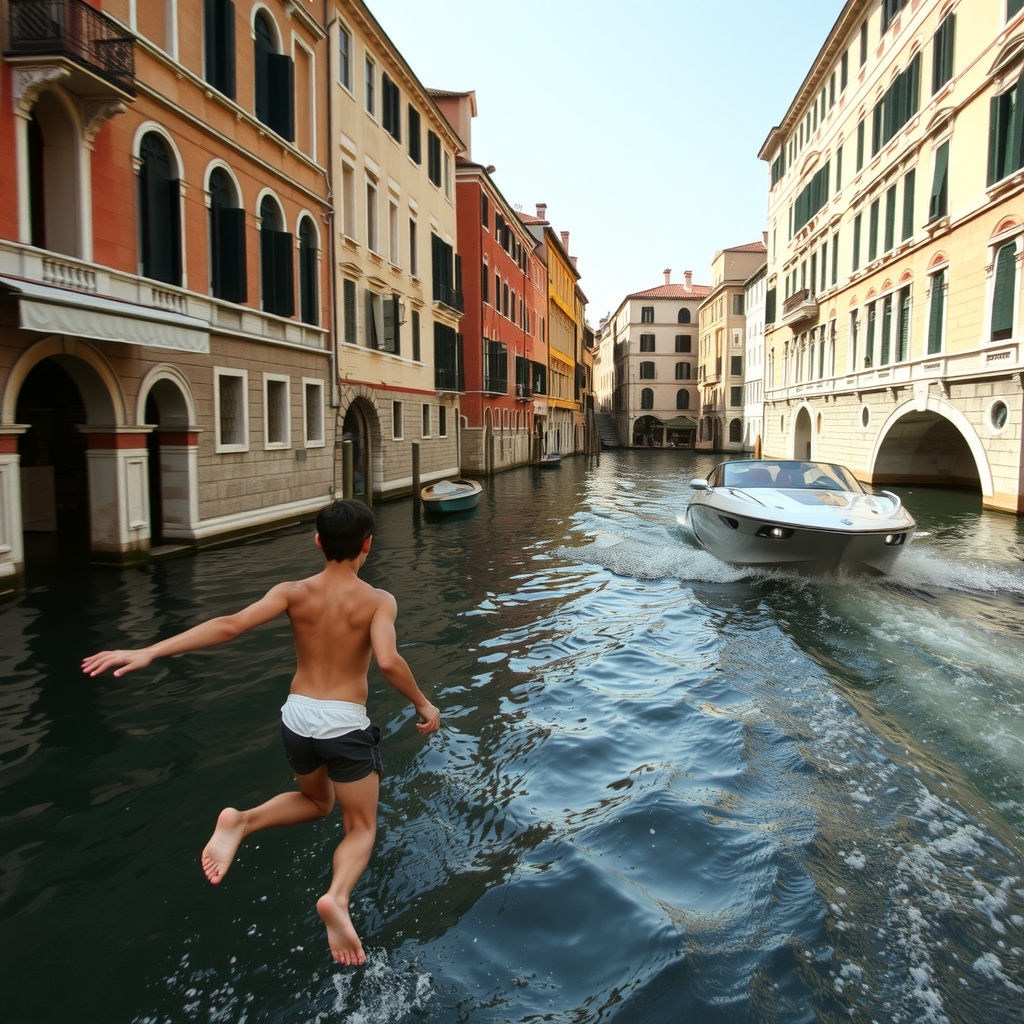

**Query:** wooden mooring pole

left=412, top=441, right=420, bottom=518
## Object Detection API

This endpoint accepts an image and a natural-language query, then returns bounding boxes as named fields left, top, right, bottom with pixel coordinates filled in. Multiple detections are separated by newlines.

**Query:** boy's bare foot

left=201, top=808, right=246, bottom=884
left=316, top=893, right=366, bottom=966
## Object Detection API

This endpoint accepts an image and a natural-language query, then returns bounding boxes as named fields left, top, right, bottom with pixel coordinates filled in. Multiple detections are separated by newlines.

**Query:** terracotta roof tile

left=628, top=283, right=712, bottom=300
left=516, top=212, right=547, bottom=225
left=724, top=241, right=768, bottom=253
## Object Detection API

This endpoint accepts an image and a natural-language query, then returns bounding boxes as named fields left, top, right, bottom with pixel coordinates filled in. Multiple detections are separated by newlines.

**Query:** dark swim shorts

left=280, top=722, right=383, bottom=783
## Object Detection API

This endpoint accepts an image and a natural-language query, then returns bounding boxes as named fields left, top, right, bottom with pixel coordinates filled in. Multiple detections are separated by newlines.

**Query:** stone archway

left=340, top=396, right=380, bottom=501
left=793, top=406, right=813, bottom=461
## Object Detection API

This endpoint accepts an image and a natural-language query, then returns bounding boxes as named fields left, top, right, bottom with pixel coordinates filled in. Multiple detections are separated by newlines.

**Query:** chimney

left=560, top=230, right=570, bottom=252
left=762, top=230, right=769, bottom=248
left=684, top=270, right=693, bottom=291
left=536, top=203, right=547, bottom=220
left=663, top=268, right=671, bottom=286
left=570, top=256, right=578, bottom=268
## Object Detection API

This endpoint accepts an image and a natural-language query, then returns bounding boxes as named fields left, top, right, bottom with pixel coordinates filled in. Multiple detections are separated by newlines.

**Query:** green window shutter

left=868, top=200, right=880, bottom=261
left=898, top=287, right=911, bottom=361
left=267, top=54, right=295, bottom=142
left=343, top=279, right=357, bottom=344
left=930, top=141, right=949, bottom=220
left=989, top=95, right=1003, bottom=186
left=992, top=241, right=1017, bottom=340
left=865, top=302, right=876, bottom=366
left=1011, top=0, right=1024, bottom=18
left=412, top=309, right=421, bottom=362
left=832, top=231, right=840, bottom=284
left=217, top=206, right=247, bottom=303
left=902, top=169, right=915, bottom=240
left=884, top=185, right=897, bottom=252
left=928, top=269, right=945, bottom=354
left=880, top=295, right=893, bottom=363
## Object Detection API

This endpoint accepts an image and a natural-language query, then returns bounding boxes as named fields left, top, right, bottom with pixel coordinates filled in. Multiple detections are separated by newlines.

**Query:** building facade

left=696, top=241, right=767, bottom=451
left=433, top=90, right=549, bottom=474
left=760, top=0, right=1024, bottom=512
left=1, top=0, right=333, bottom=596
left=743, top=262, right=768, bottom=452
left=597, top=271, right=710, bottom=447
left=328, top=2, right=463, bottom=502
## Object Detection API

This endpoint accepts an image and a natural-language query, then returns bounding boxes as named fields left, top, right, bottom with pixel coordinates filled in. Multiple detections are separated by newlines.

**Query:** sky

left=366, top=0, right=845, bottom=323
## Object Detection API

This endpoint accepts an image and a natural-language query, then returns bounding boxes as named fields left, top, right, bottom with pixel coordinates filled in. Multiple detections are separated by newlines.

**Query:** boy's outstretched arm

left=82, top=583, right=293, bottom=678
left=369, top=593, right=440, bottom=734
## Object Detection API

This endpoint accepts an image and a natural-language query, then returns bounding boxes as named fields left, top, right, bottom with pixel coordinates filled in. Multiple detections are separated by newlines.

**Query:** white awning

left=0, top=276, right=210, bottom=353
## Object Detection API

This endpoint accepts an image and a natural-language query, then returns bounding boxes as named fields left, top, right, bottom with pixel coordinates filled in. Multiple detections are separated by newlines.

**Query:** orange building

left=0, top=1, right=332, bottom=595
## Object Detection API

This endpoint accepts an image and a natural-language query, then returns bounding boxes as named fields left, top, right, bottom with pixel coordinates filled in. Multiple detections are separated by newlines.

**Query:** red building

left=432, top=90, right=548, bottom=473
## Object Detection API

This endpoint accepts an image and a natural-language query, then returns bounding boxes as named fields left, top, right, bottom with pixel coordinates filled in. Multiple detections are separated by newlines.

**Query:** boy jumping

left=82, top=499, right=440, bottom=966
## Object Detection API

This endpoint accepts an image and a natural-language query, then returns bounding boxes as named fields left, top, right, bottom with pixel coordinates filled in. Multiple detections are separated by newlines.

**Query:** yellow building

left=760, top=0, right=1024, bottom=513
left=697, top=241, right=767, bottom=451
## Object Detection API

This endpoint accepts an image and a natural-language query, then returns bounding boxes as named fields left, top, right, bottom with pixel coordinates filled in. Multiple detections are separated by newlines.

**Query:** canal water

left=2, top=450, right=1024, bottom=1023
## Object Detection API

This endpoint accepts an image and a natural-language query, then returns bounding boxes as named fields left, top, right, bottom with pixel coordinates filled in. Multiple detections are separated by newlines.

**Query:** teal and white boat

left=421, top=478, right=482, bottom=513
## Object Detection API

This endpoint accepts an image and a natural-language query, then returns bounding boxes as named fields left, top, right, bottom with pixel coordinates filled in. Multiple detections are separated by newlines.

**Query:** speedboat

left=421, top=478, right=481, bottom=513
left=682, top=459, right=916, bottom=574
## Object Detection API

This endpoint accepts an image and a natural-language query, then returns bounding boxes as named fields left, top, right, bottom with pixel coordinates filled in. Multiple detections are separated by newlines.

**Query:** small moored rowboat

left=538, top=452, right=562, bottom=467
left=421, top=478, right=482, bottom=513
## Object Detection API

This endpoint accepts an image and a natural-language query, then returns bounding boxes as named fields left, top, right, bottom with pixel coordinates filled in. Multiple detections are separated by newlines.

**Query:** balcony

left=781, top=288, right=819, bottom=327
left=515, top=382, right=533, bottom=401
left=6, top=0, right=136, bottom=98
left=483, top=375, right=508, bottom=395
left=434, top=367, right=465, bottom=393
left=432, top=281, right=464, bottom=314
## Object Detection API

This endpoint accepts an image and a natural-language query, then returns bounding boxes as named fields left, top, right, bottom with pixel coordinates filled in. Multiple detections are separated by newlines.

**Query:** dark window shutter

left=275, top=230, right=294, bottom=317
left=902, top=169, right=915, bottom=240
left=412, top=309, right=421, bottom=361
left=268, top=54, right=295, bottom=141
left=992, top=242, right=1017, bottom=340
left=884, top=186, right=896, bottom=252
left=880, top=296, right=893, bottom=363
left=254, top=15, right=272, bottom=126
left=930, top=141, right=949, bottom=220
left=299, top=228, right=317, bottom=325
left=260, top=226, right=276, bottom=313
left=898, top=287, right=911, bottom=360
left=217, top=206, right=247, bottom=303
left=343, top=279, right=357, bottom=344
left=765, top=288, right=776, bottom=323
left=928, top=269, right=945, bottom=354
left=989, top=95, right=1003, bottom=186
left=408, top=105, right=421, bottom=163
left=204, top=0, right=236, bottom=99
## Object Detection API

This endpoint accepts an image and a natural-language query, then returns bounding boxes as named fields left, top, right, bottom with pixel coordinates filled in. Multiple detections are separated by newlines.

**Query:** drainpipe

left=325, top=4, right=340, bottom=497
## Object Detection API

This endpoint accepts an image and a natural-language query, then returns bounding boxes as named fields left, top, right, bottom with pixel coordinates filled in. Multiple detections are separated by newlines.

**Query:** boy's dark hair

left=316, top=499, right=375, bottom=562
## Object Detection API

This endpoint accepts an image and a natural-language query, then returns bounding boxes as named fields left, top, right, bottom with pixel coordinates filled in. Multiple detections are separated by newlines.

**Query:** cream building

left=743, top=262, right=769, bottom=453
left=329, top=1, right=463, bottom=501
left=697, top=241, right=767, bottom=451
left=760, top=0, right=1024, bottom=513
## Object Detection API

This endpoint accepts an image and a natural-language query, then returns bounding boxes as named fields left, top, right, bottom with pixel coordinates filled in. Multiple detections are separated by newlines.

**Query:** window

left=302, top=380, right=324, bottom=447
left=902, top=169, right=916, bottom=241
left=422, top=403, right=431, bottom=438
left=204, top=0, right=236, bottom=99
left=259, top=195, right=294, bottom=317
left=675, top=362, right=691, bottom=380
left=443, top=151, right=452, bottom=200
left=987, top=70, right=1024, bottom=185
left=409, top=217, right=418, bottom=277
left=640, top=388, right=654, bottom=410
left=880, top=294, right=893, bottom=363
left=731, top=355, right=743, bottom=376
left=853, top=212, right=862, bottom=271
left=432, top=233, right=462, bottom=311
left=677, top=307, right=691, bottom=324
left=343, top=278, right=357, bottom=344
left=732, top=294, right=745, bottom=316
left=433, top=323, right=463, bottom=391
left=859, top=19, right=868, bottom=65
left=832, top=231, right=840, bottom=285
left=215, top=367, right=248, bottom=452
left=264, top=374, right=290, bottom=448
left=364, top=55, right=375, bottom=116
left=992, top=240, right=1018, bottom=340
left=932, top=13, right=955, bottom=94
left=641, top=306, right=654, bottom=323
left=298, top=217, right=318, bottom=325
left=138, top=132, right=181, bottom=285
left=868, top=199, right=880, bottom=262
left=675, top=334, right=692, bottom=353
left=408, top=105, right=421, bottom=163
left=841, top=50, right=849, bottom=91
left=881, top=0, right=908, bottom=33
left=872, top=54, right=921, bottom=154
left=338, top=22, right=351, bottom=90
left=366, top=178, right=379, bottom=253
left=481, top=260, right=489, bottom=304
left=792, top=160, right=830, bottom=232
left=884, top=184, right=897, bottom=253
left=856, top=118, right=865, bottom=171
left=438, top=404, right=447, bottom=437
left=381, top=73, right=401, bottom=141
left=639, top=334, right=655, bottom=352
left=865, top=301, right=876, bottom=366
left=392, top=400, right=403, bottom=440
left=1012, top=0, right=1024, bottom=19
left=730, top=387, right=742, bottom=407
left=427, top=131, right=442, bottom=186
left=481, top=192, right=489, bottom=229
left=388, top=200, right=399, bottom=265
left=254, top=12, right=294, bottom=141
left=849, top=309, right=860, bottom=368
left=341, top=162, right=355, bottom=238
left=208, top=167, right=246, bottom=302
left=639, top=362, right=655, bottom=379
left=896, top=285, right=911, bottom=361
left=927, top=268, right=946, bottom=353
left=411, top=308, right=421, bottom=362
left=836, top=143, right=843, bottom=191
left=676, top=389, right=690, bottom=410
left=930, top=141, right=949, bottom=220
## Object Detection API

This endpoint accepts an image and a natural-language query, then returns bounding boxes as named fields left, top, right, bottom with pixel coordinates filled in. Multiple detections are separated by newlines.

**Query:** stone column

left=0, top=426, right=30, bottom=596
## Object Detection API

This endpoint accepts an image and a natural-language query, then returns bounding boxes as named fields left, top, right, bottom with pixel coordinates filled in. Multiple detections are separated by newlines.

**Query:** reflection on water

left=1, top=451, right=1023, bottom=1023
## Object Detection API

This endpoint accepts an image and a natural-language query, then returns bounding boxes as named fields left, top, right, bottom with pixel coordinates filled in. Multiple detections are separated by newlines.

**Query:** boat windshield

left=720, top=461, right=865, bottom=493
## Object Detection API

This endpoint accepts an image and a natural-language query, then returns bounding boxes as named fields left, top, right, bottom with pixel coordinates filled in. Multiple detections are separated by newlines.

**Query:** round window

left=991, top=400, right=1008, bottom=431
left=860, top=405, right=871, bottom=429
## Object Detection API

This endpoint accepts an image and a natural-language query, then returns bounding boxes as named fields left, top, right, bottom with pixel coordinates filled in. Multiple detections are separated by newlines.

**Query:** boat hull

left=421, top=479, right=481, bottom=514
left=685, top=505, right=912, bottom=575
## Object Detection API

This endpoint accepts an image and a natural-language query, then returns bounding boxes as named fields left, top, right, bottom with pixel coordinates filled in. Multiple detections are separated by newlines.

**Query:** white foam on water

left=313, top=951, right=432, bottom=1024
left=890, top=544, right=1024, bottom=597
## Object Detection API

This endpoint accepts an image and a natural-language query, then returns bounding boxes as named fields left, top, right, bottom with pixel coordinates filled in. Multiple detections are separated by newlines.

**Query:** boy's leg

left=202, top=766, right=335, bottom=884
left=316, top=771, right=379, bottom=966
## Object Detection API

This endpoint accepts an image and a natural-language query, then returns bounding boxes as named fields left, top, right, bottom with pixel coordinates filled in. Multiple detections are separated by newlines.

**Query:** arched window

left=209, top=168, right=247, bottom=303
left=260, top=195, right=294, bottom=317
left=138, top=132, right=181, bottom=285
left=298, top=217, right=319, bottom=325
left=678, top=307, right=691, bottom=323
left=254, top=11, right=294, bottom=141
left=992, top=240, right=1018, bottom=340
left=729, top=418, right=742, bottom=442
left=676, top=389, right=690, bottom=410
left=640, top=388, right=654, bottom=409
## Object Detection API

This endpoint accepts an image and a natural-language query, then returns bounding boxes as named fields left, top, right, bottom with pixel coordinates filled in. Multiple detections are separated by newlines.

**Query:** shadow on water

left=2, top=450, right=1024, bottom=1023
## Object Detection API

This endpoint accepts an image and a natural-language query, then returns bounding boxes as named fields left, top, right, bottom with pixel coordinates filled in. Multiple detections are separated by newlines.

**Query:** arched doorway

left=16, top=360, right=89, bottom=558
left=141, top=374, right=194, bottom=546
left=483, top=407, right=493, bottom=473
left=873, top=411, right=982, bottom=491
left=341, top=400, right=374, bottom=501
left=793, top=407, right=813, bottom=460
left=633, top=415, right=660, bottom=446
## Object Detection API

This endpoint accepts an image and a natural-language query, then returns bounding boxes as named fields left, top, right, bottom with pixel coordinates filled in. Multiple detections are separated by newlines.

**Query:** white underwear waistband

left=281, top=693, right=370, bottom=739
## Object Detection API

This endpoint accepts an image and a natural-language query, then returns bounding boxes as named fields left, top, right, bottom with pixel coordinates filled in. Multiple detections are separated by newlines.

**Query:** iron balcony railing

left=434, top=367, right=465, bottom=393
left=515, top=382, right=533, bottom=401
left=7, top=0, right=136, bottom=94
left=432, top=282, right=464, bottom=313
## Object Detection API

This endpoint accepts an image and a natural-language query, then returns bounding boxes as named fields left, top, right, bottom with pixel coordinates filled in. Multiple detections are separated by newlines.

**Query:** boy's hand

left=414, top=701, right=441, bottom=734
left=82, top=650, right=154, bottom=678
